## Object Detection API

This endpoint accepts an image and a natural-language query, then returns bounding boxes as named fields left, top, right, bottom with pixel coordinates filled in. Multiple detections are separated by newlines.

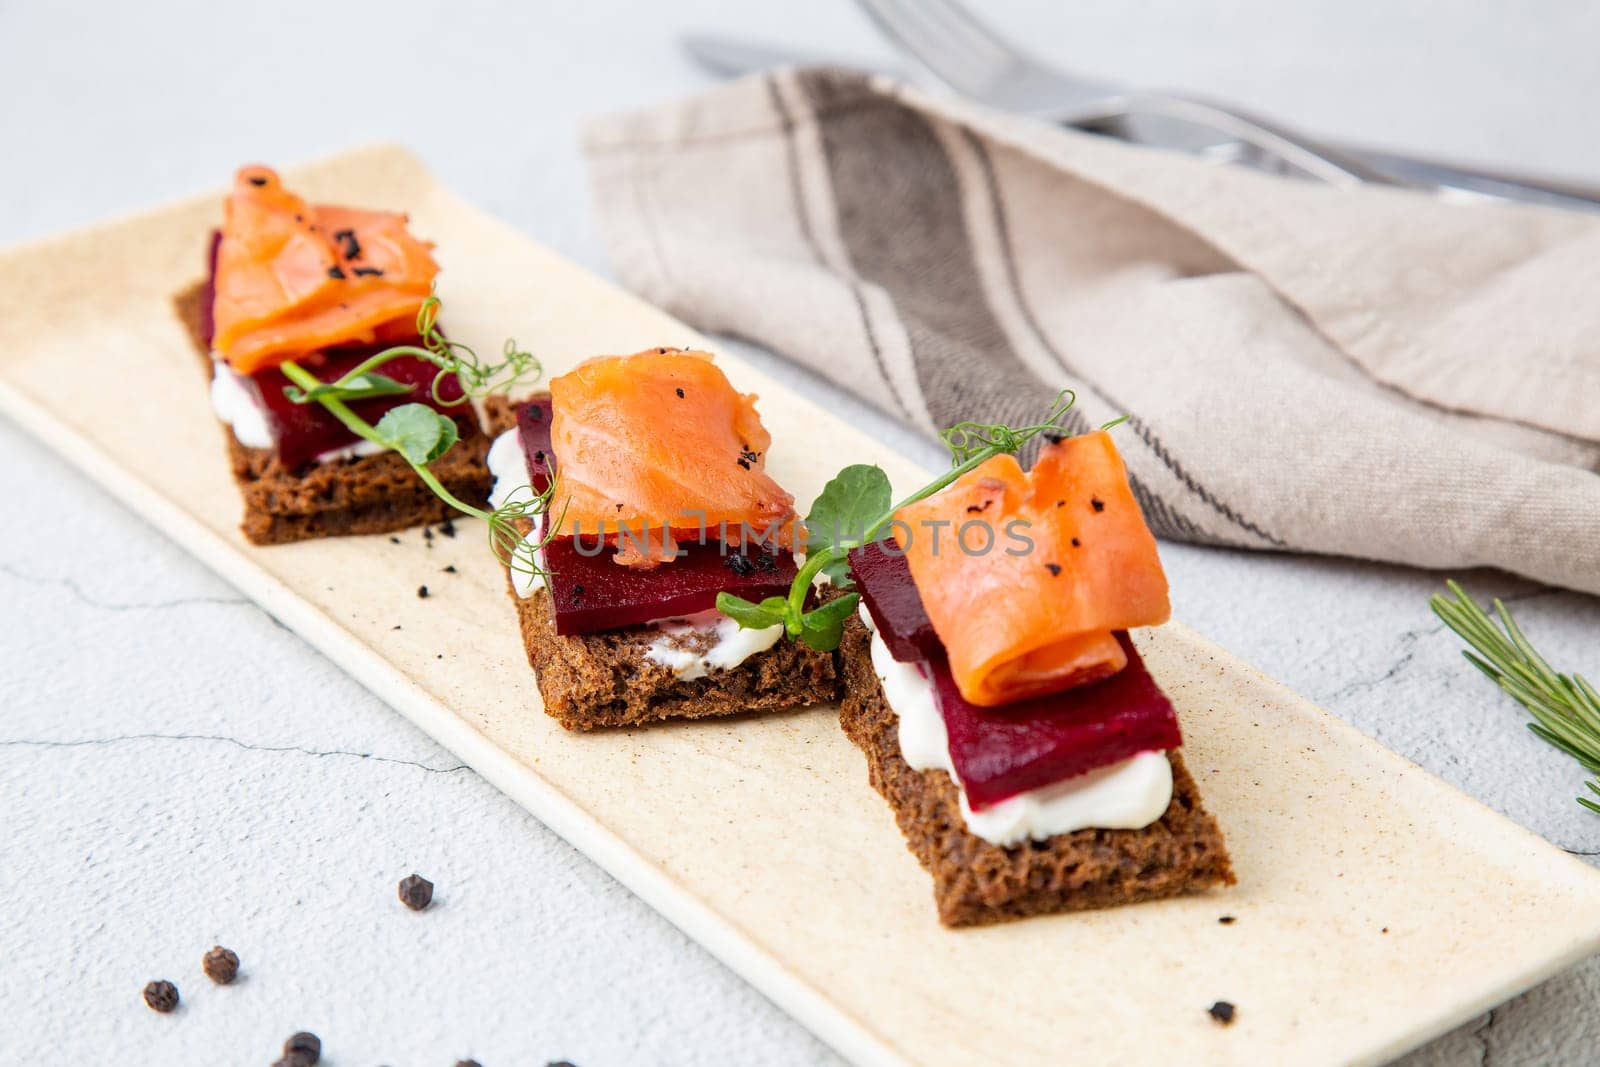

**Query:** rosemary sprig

left=717, top=390, right=1079, bottom=650
left=1431, top=580, right=1600, bottom=814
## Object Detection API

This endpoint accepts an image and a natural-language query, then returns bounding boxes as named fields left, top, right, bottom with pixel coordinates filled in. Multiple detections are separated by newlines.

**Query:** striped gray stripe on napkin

left=584, top=68, right=1600, bottom=593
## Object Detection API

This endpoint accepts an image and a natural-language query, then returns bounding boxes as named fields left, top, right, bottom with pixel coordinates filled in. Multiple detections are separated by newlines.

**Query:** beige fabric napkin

left=583, top=68, right=1600, bottom=594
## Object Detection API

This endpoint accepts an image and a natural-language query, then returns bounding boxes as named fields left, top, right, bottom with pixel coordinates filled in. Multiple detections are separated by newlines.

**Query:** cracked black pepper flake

left=724, top=553, right=755, bottom=577
left=1217, top=915, right=1236, bottom=925
left=736, top=458, right=751, bottom=470
left=352, top=266, right=384, bottom=277
left=143, top=980, right=179, bottom=1013
left=455, top=1061, right=483, bottom=1067
left=443, top=564, right=458, bottom=574
left=326, top=265, right=346, bottom=280
left=247, top=175, right=268, bottom=187
left=1071, top=537, right=1081, bottom=547
left=398, top=873, right=434, bottom=910
left=440, top=518, right=457, bottom=538
left=1043, top=431, right=1065, bottom=444
left=1091, top=497, right=1105, bottom=512
left=571, top=584, right=585, bottom=599
left=417, top=585, right=430, bottom=599
left=1045, top=562, right=1062, bottom=576
left=389, top=536, right=401, bottom=544
left=202, top=945, right=239, bottom=984
left=333, top=228, right=361, bottom=260
left=283, top=1031, right=322, bottom=1065
left=675, top=388, right=685, bottom=398
left=1208, top=1001, right=1236, bottom=1025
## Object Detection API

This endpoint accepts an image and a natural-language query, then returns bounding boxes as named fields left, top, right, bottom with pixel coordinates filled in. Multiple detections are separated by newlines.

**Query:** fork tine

left=855, top=0, right=1016, bottom=95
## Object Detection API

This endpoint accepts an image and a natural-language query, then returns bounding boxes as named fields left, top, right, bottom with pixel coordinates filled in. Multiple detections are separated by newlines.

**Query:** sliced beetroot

left=200, top=231, right=469, bottom=471
left=848, top=542, right=942, bottom=662
left=515, top=395, right=555, bottom=496
left=508, top=397, right=795, bottom=635
left=933, top=633, right=1181, bottom=809
left=544, top=538, right=796, bottom=635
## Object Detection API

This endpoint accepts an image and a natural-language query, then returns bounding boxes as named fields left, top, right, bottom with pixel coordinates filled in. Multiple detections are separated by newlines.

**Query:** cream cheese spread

left=859, top=611, right=1171, bottom=846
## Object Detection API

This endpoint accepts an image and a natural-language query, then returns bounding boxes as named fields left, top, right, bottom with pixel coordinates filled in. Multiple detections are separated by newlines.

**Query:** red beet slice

left=931, top=633, right=1181, bottom=809
left=848, top=542, right=942, bottom=662
left=508, top=397, right=797, bottom=636
left=200, top=231, right=471, bottom=471
left=849, top=534, right=1181, bottom=806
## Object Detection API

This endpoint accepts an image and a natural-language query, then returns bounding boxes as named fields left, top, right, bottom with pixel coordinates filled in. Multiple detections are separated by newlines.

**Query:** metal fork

left=854, top=0, right=1414, bottom=190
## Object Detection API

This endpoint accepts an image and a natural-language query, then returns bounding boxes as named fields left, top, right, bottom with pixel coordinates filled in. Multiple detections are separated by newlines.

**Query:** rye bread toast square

left=837, top=614, right=1234, bottom=927
left=512, top=584, right=838, bottom=730
left=175, top=282, right=492, bottom=545
left=482, top=397, right=838, bottom=730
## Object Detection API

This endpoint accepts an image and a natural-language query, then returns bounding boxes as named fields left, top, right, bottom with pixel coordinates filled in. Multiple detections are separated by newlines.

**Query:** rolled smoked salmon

left=895, top=431, right=1169, bottom=706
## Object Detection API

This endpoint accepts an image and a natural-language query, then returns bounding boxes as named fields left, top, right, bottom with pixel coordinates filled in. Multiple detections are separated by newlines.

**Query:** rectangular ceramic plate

left=5, top=145, right=1598, bottom=1067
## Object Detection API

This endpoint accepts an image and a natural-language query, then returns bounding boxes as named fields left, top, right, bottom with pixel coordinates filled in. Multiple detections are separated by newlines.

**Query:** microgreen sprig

left=282, top=295, right=541, bottom=408
left=1432, top=580, right=1600, bottom=814
left=276, top=297, right=554, bottom=581
left=717, top=390, right=1078, bottom=651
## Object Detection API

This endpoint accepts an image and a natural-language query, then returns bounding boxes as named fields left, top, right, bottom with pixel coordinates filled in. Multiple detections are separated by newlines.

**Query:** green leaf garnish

left=715, top=592, right=786, bottom=630
left=797, top=592, right=861, bottom=651
left=277, top=342, right=559, bottom=587
left=283, top=372, right=413, bottom=405
left=803, top=464, right=892, bottom=585
left=719, top=389, right=1084, bottom=652
left=373, top=403, right=458, bottom=465
left=1432, top=580, right=1600, bottom=814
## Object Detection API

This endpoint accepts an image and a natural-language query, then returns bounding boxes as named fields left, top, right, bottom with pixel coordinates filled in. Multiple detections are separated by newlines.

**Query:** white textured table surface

left=4, top=2, right=1598, bottom=1064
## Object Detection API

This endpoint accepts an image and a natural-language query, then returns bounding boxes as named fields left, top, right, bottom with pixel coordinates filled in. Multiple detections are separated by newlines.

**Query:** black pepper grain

left=332, top=228, right=361, bottom=260
left=352, top=266, right=384, bottom=277
left=440, top=518, right=457, bottom=538
left=1071, top=537, right=1081, bottom=547
left=455, top=1061, right=483, bottom=1067
left=1045, top=563, right=1062, bottom=576
left=724, top=553, right=755, bottom=577
left=389, top=536, right=401, bottom=545
left=675, top=388, right=685, bottom=398
left=247, top=175, right=268, bottom=187
left=326, top=265, right=346, bottom=280
left=1208, top=1001, right=1236, bottom=1025
left=283, top=1031, right=322, bottom=1065
left=417, top=585, right=430, bottom=599
left=398, top=873, right=434, bottom=911
left=443, top=564, right=458, bottom=574
left=423, top=527, right=434, bottom=541
left=143, top=980, right=179, bottom=1013
left=1091, top=497, right=1105, bottom=512
left=1217, top=915, right=1236, bottom=925
left=202, top=945, right=239, bottom=984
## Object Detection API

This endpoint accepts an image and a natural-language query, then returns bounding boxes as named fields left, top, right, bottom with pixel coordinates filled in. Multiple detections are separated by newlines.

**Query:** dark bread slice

left=175, top=282, right=492, bottom=545
left=482, top=397, right=838, bottom=730
left=513, top=584, right=838, bottom=730
left=837, top=613, right=1234, bottom=927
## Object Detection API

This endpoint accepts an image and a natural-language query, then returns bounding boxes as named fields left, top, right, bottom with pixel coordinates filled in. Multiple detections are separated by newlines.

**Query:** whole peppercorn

left=398, top=872, right=434, bottom=911
left=282, top=1031, right=321, bottom=1065
left=142, top=980, right=179, bottom=1013
left=1208, top=1000, right=1237, bottom=1025
left=202, top=945, right=239, bottom=984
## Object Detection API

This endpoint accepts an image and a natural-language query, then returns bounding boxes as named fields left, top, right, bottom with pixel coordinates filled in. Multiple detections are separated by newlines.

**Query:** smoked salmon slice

left=212, top=166, right=439, bottom=374
left=895, top=431, right=1169, bottom=706
left=548, top=348, right=796, bottom=567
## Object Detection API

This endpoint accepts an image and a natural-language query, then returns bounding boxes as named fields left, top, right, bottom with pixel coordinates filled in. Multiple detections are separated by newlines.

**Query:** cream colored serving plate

left=4, top=145, right=1596, bottom=1067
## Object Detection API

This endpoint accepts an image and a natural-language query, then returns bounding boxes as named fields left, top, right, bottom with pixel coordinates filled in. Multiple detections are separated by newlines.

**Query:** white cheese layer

left=486, top=427, right=532, bottom=512
left=860, top=612, right=1172, bottom=847
left=209, top=362, right=387, bottom=462
left=644, top=610, right=784, bottom=681
left=209, top=363, right=274, bottom=450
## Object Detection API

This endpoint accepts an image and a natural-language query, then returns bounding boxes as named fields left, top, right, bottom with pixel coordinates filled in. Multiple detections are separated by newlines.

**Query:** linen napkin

left=583, top=68, right=1600, bottom=594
